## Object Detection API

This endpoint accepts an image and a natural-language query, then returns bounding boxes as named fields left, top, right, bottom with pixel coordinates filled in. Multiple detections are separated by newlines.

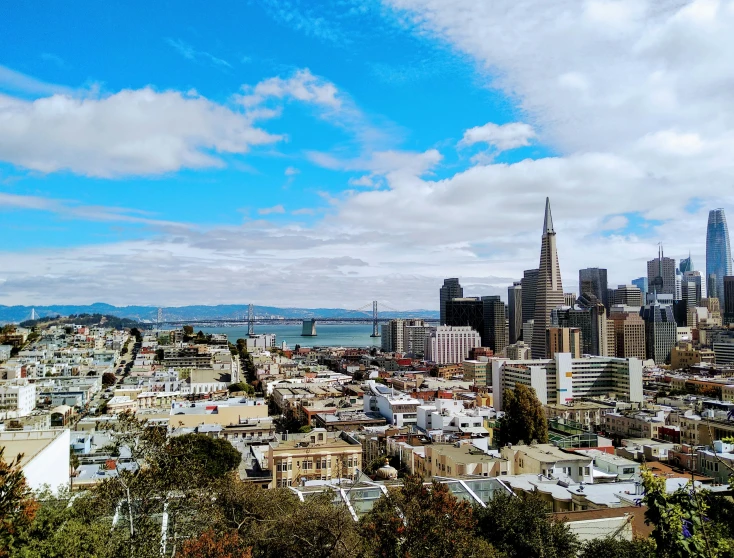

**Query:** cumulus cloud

left=459, top=122, right=536, bottom=151
left=237, top=68, right=341, bottom=110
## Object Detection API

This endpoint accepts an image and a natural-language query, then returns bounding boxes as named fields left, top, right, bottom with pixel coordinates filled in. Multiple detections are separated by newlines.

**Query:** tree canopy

left=498, top=383, right=549, bottom=446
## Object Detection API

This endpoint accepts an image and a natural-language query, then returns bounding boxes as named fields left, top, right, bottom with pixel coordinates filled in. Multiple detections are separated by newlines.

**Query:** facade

left=463, top=359, right=490, bottom=386
left=268, top=428, right=362, bottom=488
left=381, top=319, right=428, bottom=355
left=501, top=443, right=594, bottom=484
left=631, top=277, right=648, bottom=298
left=546, top=327, right=581, bottom=358
left=609, top=313, right=646, bottom=360
left=482, top=295, right=508, bottom=354
left=491, top=353, right=644, bottom=410
left=579, top=268, right=608, bottom=308
left=506, top=341, right=531, bottom=360
left=445, top=298, right=485, bottom=344
left=532, top=198, right=565, bottom=359
left=612, top=285, right=643, bottom=307
left=363, top=381, right=421, bottom=427
left=552, top=297, right=609, bottom=356
left=421, top=444, right=508, bottom=478
left=564, top=293, right=577, bottom=307
left=521, top=269, right=539, bottom=340
left=724, top=276, right=734, bottom=325
left=640, top=303, right=677, bottom=364
left=425, top=326, right=482, bottom=365
left=682, top=271, right=703, bottom=307
left=706, top=208, right=733, bottom=303
left=508, top=282, right=523, bottom=344
left=439, top=278, right=463, bottom=325
left=244, top=334, right=276, bottom=351
left=0, top=429, right=71, bottom=493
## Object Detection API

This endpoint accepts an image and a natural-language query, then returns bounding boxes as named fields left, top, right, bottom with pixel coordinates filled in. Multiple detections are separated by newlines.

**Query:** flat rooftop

left=0, top=429, right=65, bottom=468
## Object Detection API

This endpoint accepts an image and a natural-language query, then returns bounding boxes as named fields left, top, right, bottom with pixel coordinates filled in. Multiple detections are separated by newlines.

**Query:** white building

left=491, top=353, right=643, bottom=410
left=0, top=429, right=71, bottom=493
left=416, top=398, right=492, bottom=435
left=0, top=379, right=37, bottom=419
left=245, top=334, right=276, bottom=351
left=363, top=381, right=421, bottom=427
left=424, top=326, right=482, bottom=365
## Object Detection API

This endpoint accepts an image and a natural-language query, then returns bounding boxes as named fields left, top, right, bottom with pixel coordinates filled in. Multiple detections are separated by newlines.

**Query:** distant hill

left=0, top=303, right=439, bottom=323
left=19, top=313, right=141, bottom=330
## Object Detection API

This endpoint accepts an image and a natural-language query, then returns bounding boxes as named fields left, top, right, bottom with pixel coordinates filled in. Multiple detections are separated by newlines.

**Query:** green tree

left=0, top=447, right=38, bottom=556
left=228, top=382, right=254, bottom=395
left=578, top=537, right=657, bottom=558
left=155, top=348, right=165, bottom=363
left=473, top=489, right=579, bottom=558
left=360, top=474, right=496, bottom=558
left=498, top=383, right=548, bottom=446
left=165, top=434, right=242, bottom=479
left=101, top=372, right=116, bottom=387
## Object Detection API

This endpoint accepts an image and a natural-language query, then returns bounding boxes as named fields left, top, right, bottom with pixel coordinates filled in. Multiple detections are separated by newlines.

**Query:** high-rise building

left=724, top=276, right=734, bottom=326
left=508, top=282, right=523, bottom=344
left=425, top=326, right=482, bottom=365
left=445, top=297, right=484, bottom=343
left=640, top=303, right=677, bottom=364
left=579, top=268, right=608, bottom=308
left=706, top=209, right=733, bottom=303
left=611, top=285, right=644, bottom=307
left=681, top=272, right=703, bottom=314
left=482, top=296, right=507, bottom=354
left=553, top=294, right=610, bottom=356
left=546, top=327, right=581, bottom=358
left=632, top=277, right=648, bottom=298
left=564, top=293, right=577, bottom=307
left=679, top=254, right=694, bottom=274
left=609, top=313, right=646, bottom=360
left=439, top=278, right=464, bottom=325
left=382, top=319, right=429, bottom=356
left=647, top=247, right=676, bottom=298
left=531, top=199, right=565, bottom=359
left=521, top=269, right=539, bottom=339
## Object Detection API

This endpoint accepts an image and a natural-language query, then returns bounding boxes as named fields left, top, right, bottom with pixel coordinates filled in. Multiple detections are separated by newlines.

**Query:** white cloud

left=166, top=38, right=232, bottom=69
left=284, top=166, right=300, bottom=176
left=238, top=68, right=341, bottom=110
left=459, top=122, right=536, bottom=151
left=258, top=204, right=286, bottom=215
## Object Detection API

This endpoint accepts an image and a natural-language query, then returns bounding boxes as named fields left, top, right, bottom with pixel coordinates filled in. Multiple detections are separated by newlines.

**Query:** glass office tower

left=706, top=209, right=733, bottom=302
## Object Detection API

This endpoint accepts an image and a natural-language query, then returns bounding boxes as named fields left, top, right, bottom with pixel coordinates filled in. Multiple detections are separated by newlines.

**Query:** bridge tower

left=29, top=308, right=39, bottom=321
left=370, top=300, right=380, bottom=338
left=247, top=304, right=255, bottom=337
left=157, top=307, right=163, bottom=328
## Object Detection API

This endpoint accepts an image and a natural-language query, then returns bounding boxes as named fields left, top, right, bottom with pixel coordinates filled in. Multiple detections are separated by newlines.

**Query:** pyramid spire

left=543, top=197, right=555, bottom=234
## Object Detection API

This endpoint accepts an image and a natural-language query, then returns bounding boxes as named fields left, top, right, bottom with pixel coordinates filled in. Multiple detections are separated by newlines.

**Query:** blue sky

left=1, top=1, right=732, bottom=308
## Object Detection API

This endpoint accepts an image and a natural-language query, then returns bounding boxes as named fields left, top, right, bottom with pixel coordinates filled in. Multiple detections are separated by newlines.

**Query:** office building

left=508, top=282, right=523, bottom=344
left=640, top=302, right=677, bottom=364
left=482, top=295, right=507, bottom=354
left=725, top=276, right=734, bottom=325
left=647, top=247, right=677, bottom=298
left=579, top=268, right=608, bottom=308
left=522, top=320, right=534, bottom=351
left=706, top=208, right=733, bottom=302
left=381, top=319, right=429, bottom=356
left=632, top=277, right=648, bottom=298
left=521, top=269, right=539, bottom=339
left=679, top=254, right=693, bottom=274
left=609, top=313, right=646, bottom=360
left=611, top=284, right=643, bottom=307
left=424, top=326, right=482, bottom=365
left=682, top=271, right=703, bottom=308
left=546, top=327, right=581, bottom=358
left=531, top=198, right=565, bottom=359
left=463, top=360, right=490, bottom=386
left=445, top=297, right=484, bottom=343
left=491, top=353, right=644, bottom=409
left=439, top=278, right=464, bottom=325
left=563, top=293, right=576, bottom=307
left=554, top=294, right=610, bottom=356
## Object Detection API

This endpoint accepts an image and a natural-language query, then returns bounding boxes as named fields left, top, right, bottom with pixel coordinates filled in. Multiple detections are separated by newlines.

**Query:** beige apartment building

left=268, top=428, right=362, bottom=488
left=546, top=327, right=581, bottom=358
left=610, top=313, right=646, bottom=360
left=462, top=360, right=489, bottom=386
left=417, top=443, right=509, bottom=478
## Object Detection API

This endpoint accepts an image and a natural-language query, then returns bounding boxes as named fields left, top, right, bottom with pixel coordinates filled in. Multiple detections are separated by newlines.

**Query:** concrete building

left=0, top=379, right=36, bottom=419
left=245, top=334, right=276, bottom=351
left=0, top=429, right=70, bottom=493
left=482, top=296, right=507, bottom=354
left=506, top=341, right=531, bottom=360
left=521, top=269, right=539, bottom=341
left=546, top=327, right=581, bottom=358
left=647, top=251, right=677, bottom=298
left=501, top=443, right=594, bottom=484
left=609, top=312, right=646, bottom=360
left=363, top=381, right=421, bottom=427
left=579, top=268, right=608, bottom=308
left=424, top=326, right=482, bottom=365
left=612, top=285, right=644, bottom=307
left=640, top=302, right=677, bottom=364
left=492, top=354, right=643, bottom=410
left=463, top=359, right=490, bottom=386
left=508, top=282, right=523, bottom=344
left=419, top=443, right=508, bottom=478
left=697, top=440, right=734, bottom=484
left=382, top=319, right=429, bottom=356
left=724, top=276, right=734, bottom=325
left=439, top=278, right=463, bottom=325
left=268, top=428, right=362, bottom=488
left=552, top=297, right=610, bottom=357
left=532, top=199, right=566, bottom=359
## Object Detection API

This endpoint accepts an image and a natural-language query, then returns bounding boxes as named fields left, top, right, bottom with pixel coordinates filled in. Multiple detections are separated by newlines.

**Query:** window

left=622, top=467, right=635, bottom=475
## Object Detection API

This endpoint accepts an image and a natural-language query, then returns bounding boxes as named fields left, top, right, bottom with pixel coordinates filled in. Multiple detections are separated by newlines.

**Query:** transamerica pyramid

left=531, top=198, right=565, bottom=359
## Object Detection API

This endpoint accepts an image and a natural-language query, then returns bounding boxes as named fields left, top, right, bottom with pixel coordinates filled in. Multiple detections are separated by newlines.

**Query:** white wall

left=22, top=429, right=71, bottom=493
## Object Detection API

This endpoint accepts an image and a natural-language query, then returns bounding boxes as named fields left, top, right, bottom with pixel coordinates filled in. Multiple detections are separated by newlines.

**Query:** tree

left=498, top=383, right=548, bottom=446
left=228, top=382, right=254, bottom=395
left=579, top=537, right=656, bottom=558
left=155, top=348, right=165, bottom=363
left=183, top=325, right=194, bottom=336
left=360, top=474, right=496, bottom=558
left=101, top=372, right=116, bottom=387
left=165, top=434, right=242, bottom=480
left=0, top=447, right=39, bottom=556
left=474, top=490, right=579, bottom=558
left=180, top=529, right=251, bottom=558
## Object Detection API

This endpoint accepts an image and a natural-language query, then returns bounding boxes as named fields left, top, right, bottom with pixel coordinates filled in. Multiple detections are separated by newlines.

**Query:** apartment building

left=419, top=443, right=508, bottom=478
left=0, top=379, right=36, bottom=419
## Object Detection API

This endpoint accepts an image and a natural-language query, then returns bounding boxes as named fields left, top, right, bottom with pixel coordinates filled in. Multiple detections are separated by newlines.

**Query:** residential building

left=501, top=443, right=594, bottom=484
left=546, top=327, right=581, bottom=358
left=425, top=326, right=482, bottom=365
left=268, top=428, right=362, bottom=488
left=381, top=319, right=428, bottom=355
left=0, top=379, right=36, bottom=419
left=521, top=269, right=539, bottom=340
left=506, top=341, right=531, bottom=360
left=697, top=441, right=734, bottom=484
left=544, top=400, right=617, bottom=430
left=0, top=429, right=70, bottom=493
left=706, top=208, right=733, bottom=303
left=670, top=343, right=715, bottom=369
left=579, top=268, right=608, bottom=308
left=463, top=360, right=490, bottom=386
left=640, top=302, right=677, bottom=364
left=363, top=381, right=421, bottom=427
left=245, top=334, right=276, bottom=351
left=420, top=443, right=508, bottom=478
left=602, top=411, right=666, bottom=439
left=508, top=282, right=523, bottom=344
left=439, top=278, right=463, bottom=325
left=492, top=353, right=644, bottom=410
left=532, top=198, right=565, bottom=359
left=576, top=449, right=640, bottom=480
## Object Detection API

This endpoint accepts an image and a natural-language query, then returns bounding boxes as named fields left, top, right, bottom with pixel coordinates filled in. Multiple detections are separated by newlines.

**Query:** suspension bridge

left=155, top=301, right=439, bottom=338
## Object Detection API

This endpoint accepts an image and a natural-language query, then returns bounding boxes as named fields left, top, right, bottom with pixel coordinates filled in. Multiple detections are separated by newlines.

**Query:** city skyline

left=2, top=2, right=734, bottom=309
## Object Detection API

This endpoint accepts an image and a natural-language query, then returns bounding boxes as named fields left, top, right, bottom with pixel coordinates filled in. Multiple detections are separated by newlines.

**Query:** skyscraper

left=439, top=278, right=463, bottom=325
left=508, top=282, right=522, bottom=344
left=579, top=268, right=608, bottom=308
left=640, top=302, right=677, bottom=364
left=445, top=298, right=484, bottom=344
left=482, top=296, right=508, bottom=354
left=679, top=254, right=693, bottom=274
left=724, top=276, right=734, bottom=326
left=531, top=198, right=565, bottom=359
left=632, top=277, right=648, bottom=298
left=706, top=209, right=732, bottom=302
left=521, top=269, right=538, bottom=339
left=647, top=246, right=676, bottom=298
